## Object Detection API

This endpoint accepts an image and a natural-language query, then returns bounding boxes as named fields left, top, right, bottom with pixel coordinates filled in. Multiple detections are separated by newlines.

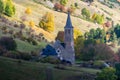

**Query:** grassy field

left=0, top=56, right=100, bottom=80
left=15, top=39, right=46, bottom=53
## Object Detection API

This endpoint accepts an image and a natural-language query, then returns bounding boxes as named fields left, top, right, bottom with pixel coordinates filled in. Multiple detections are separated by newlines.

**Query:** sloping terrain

left=12, top=0, right=120, bottom=40
left=12, top=0, right=102, bottom=37
left=0, top=56, right=100, bottom=80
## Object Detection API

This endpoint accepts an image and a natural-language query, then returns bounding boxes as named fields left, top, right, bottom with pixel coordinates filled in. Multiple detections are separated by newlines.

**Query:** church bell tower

left=64, top=12, right=75, bottom=64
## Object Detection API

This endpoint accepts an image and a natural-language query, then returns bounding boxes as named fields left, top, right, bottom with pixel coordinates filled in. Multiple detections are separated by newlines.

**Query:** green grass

left=0, top=56, right=100, bottom=80
left=15, top=39, right=47, bottom=53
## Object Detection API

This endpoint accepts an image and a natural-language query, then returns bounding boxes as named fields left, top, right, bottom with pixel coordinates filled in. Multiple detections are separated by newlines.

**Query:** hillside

left=1, top=0, right=120, bottom=52
left=0, top=56, right=100, bottom=80
left=11, top=0, right=120, bottom=41
left=12, top=0, right=100, bottom=37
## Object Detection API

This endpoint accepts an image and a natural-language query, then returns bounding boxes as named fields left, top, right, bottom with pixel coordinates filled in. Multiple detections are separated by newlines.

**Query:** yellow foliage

left=74, top=28, right=82, bottom=39
left=29, top=21, right=35, bottom=27
left=39, top=12, right=55, bottom=32
left=25, top=7, right=32, bottom=15
left=91, top=13, right=97, bottom=20
left=45, top=22, right=54, bottom=32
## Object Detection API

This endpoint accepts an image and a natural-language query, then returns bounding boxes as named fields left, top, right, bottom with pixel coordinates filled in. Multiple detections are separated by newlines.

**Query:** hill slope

left=0, top=56, right=100, bottom=80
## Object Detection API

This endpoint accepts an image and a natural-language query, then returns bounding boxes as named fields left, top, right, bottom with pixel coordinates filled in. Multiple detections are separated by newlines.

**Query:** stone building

left=41, top=12, right=75, bottom=64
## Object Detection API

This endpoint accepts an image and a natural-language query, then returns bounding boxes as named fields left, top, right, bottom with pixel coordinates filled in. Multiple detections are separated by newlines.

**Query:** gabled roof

left=65, top=12, right=73, bottom=28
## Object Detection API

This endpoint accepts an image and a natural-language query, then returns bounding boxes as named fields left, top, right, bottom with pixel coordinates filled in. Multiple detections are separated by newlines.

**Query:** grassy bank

left=0, top=56, right=100, bottom=80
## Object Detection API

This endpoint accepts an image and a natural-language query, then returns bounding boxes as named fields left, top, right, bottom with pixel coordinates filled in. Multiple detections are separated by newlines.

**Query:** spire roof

left=65, top=12, right=73, bottom=28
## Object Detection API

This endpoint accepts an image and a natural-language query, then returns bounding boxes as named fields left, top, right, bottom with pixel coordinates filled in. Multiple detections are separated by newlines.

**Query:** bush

left=81, top=8, right=90, bottom=19
left=3, top=51, right=20, bottom=59
left=25, top=7, right=32, bottom=15
left=19, top=52, right=32, bottom=60
left=0, top=36, right=17, bottom=50
left=60, top=0, right=68, bottom=6
left=93, top=61, right=105, bottom=69
left=40, top=56, right=60, bottom=64
left=96, top=67, right=117, bottom=80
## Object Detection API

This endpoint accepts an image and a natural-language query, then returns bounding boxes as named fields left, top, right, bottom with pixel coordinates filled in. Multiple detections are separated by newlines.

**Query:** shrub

left=96, top=67, right=117, bottom=80
left=93, top=61, right=105, bottom=69
left=4, top=0, right=15, bottom=17
left=25, top=7, right=32, bottom=15
left=60, top=0, right=68, bottom=6
left=29, top=21, right=35, bottom=27
left=81, top=8, right=90, bottom=19
left=0, top=36, right=17, bottom=50
left=19, top=52, right=32, bottom=60
left=40, top=56, right=60, bottom=64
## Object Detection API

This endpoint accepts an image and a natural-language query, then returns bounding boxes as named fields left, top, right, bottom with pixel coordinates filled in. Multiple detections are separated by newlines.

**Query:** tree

left=29, top=21, right=35, bottom=27
left=0, top=0, right=4, bottom=14
left=4, top=0, right=15, bottom=17
left=115, top=63, right=120, bottom=80
left=114, top=24, right=120, bottom=38
left=75, top=36, right=85, bottom=59
left=56, top=31, right=64, bottom=42
left=81, top=8, right=90, bottom=19
left=80, top=44, right=95, bottom=61
left=25, top=7, right=32, bottom=15
left=92, top=13, right=105, bottom=24
left=96, top=67, right=117, bottom=80
left=116, top=49, right=120, bottom=62
left=94, top=43, right=115, bottom=60
left=39, top=12, right=55, bottom=32
left=60, top=0, right=68, bottom=6
left=84, top=28, right=106, bottom=43
left=74, top=28, right=82, bottom=39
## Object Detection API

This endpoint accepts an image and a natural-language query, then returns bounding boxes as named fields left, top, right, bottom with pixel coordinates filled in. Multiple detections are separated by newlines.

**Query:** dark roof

left=65, top=12, right=73, bottom=28
left=60, top=43, right=66, bottom=48
left=41, top=45, right=57, bottom=56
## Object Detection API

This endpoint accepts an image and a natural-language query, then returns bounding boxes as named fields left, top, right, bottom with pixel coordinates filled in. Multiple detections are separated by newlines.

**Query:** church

left=40, top=12, right=75, bottom=64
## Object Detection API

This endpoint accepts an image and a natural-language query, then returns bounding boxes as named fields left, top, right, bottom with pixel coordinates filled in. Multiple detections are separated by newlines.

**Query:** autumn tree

left=29, top=21, right=35, bottom=27
left=74, top=28, right=82, bottom=39
left=94, top=43, right=115, bottom=60
left=75, top=36, right=85, bottom=59
left=92, top=13, right=105, bottom=24
left=4, top=0, right=15, bottom=17
left=39, top=12, right=55, bottom=32
left=25, top=7, right=32, bottom=15
left=56, top=31, right=64, bottom=42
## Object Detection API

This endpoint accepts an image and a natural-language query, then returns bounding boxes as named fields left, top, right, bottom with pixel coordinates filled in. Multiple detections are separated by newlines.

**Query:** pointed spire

left=65, top=12, right=73, bottom=28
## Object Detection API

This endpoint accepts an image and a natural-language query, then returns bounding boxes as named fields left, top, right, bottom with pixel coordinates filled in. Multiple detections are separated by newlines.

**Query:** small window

left=68, top=30, right=70, bottom=34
